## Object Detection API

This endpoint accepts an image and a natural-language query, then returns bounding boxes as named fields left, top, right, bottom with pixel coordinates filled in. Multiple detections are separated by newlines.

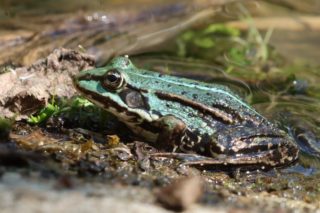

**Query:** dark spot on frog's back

left=181, top=91, right=187, bottom=95
left=192, top=94, right=198, bottom=99
left=151, top=110, right=162, bottom=116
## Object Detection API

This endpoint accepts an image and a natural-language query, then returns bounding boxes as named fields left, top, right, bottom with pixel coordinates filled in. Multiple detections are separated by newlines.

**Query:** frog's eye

left=102, top=69, right=125, bottom=90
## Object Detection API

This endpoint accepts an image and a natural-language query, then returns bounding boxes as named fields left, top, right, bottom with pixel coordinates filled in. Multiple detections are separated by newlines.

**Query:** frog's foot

left=150, top=152, right=225, bottom=165
left=150, top=150, right=298, bottom=169
left=153, top=115, right=187, bottom=150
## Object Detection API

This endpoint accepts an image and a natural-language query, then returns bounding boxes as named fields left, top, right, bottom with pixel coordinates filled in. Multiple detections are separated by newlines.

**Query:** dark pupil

left=107, top=73, right=119, bottom=83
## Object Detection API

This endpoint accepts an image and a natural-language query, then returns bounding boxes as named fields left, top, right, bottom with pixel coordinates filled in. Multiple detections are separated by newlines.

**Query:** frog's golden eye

left=102, top=69, right=125, bottom=90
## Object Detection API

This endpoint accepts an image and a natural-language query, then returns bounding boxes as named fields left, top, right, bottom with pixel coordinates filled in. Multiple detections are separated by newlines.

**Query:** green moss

left=28, top=98, right=60, bottom=124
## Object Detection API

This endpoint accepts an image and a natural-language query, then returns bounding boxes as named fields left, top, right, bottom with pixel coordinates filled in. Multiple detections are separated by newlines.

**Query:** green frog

left=73, top=56, right=299, bottom=168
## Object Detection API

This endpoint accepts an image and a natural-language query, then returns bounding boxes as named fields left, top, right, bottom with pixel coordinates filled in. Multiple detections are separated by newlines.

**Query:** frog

left=73, top=56, right=299, bottom=169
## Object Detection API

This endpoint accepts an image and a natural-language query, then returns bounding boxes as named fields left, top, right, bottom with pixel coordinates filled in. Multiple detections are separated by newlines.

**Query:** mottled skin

left=73, top=56, right=299, bottom=168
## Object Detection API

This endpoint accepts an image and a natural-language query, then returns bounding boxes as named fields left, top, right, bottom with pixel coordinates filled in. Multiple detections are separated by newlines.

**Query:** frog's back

left=111, top=56, right=244, bottom=106
left=126, top=66, right=263, bottom=123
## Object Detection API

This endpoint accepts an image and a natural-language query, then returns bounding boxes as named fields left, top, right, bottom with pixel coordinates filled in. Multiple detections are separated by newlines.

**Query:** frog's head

left=73, top=56, right=157, bottom=124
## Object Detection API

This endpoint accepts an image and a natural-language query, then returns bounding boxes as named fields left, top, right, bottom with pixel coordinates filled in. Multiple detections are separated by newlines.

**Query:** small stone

left=154, top=176, right=204, bottom=211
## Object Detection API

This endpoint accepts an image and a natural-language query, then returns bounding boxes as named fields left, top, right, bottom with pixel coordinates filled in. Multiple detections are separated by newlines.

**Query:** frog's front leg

left=153, top=115, right=187, bottom=151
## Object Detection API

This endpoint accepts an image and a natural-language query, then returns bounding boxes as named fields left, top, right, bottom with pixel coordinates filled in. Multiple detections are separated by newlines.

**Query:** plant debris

left=0, top=48, right=95, bottom=119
